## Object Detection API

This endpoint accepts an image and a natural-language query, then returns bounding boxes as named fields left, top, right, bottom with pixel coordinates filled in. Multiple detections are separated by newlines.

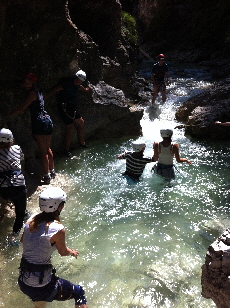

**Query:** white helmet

left=132, top=140, right=146, bottom=152
left=160, top=129, right=173, bottom=138
left=39, top=187, right=67, bottom=213
left=76, top=70, right=86, bottom=81
left=0, top=128, right=13, bottom=143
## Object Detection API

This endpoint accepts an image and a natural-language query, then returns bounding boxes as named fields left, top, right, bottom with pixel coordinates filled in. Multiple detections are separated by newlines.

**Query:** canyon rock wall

left=0, top=0, right=143, bottom=158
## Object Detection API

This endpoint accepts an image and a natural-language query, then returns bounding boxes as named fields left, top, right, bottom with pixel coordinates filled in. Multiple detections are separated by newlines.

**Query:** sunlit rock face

left=202, top=229, right=230, bottom=308
left=175, top=79, right=230, bottom=140
left=0, top=0, right=142, bottom=156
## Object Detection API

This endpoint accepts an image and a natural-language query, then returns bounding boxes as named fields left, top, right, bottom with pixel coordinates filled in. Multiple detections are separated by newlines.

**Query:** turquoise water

left=1, top=66, right=229, bottom=307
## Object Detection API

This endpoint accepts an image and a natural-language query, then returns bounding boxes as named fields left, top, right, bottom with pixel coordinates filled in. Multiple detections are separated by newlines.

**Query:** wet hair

left=29, top=211, right=61, bottom=233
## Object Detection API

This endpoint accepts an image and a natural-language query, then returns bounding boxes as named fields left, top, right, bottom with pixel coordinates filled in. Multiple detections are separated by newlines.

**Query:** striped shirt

left=120, top=152, right=152, bottom=179
left=0, top=145, right=25, bottom=187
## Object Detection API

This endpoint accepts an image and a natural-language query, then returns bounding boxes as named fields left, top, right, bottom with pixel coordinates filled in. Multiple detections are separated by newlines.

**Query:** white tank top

left=20, top=219, right=64, bottom=287
left=158, top=142, right=174, bottom=165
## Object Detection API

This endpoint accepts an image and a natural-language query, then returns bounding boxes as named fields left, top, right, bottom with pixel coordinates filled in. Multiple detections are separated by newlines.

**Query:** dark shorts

left=154, top=80, right=166, bottom=92
left=18, top=277, right=87, bottom=305
left=155, top=163, right=175, bottom=179
left=31, top=116, right=53, bottom=135
left=58, top=101, right=81, bottom=125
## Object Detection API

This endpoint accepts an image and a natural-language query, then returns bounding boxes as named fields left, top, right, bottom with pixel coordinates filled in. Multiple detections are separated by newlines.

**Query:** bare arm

left=165, top=71, right=169, bottom=84
left=7, top=91, right=37, bottom=117
left=50, top=228, right=79, bottom=258
left=79, top=84, right=91, bottom=92
left=43, top=85, right=63, bottom=100
left=173, top=143, right=192, bottom=164
left=153, top=142, right=159, bottom=162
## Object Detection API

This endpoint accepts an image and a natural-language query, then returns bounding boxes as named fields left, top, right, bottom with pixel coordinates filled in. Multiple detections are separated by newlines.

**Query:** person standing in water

left=151, top=54, right=169, bottom=104
left=153, top=129, right=192, bottom=179
left=44, top=70, right=91, bottom=158
left=7, top=73, right=55, bottom=184
left=117, top=140, right=154, bottom=181
left=18, top=186, right=87, bottom=308
left=0, top=128, right=27, bottom=236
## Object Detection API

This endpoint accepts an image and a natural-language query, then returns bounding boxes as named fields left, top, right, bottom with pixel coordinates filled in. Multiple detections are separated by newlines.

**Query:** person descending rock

left=153, top=129, right=192, bottom=179
left=7, top=73, right=55, bottom=185
left=151, top=54, right=169, bottom=104
left=44, top=70, right=91, bottom=158
left=18, top=186, right=87, bottom=308
left=117, top=140, right=154, bottom=181
left=0, top=128, right=27, bottom=236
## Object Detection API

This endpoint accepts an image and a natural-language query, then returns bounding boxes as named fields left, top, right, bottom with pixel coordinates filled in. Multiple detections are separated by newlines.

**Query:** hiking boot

left=43, top=175, right=51, bottom=185
left=50, top=169, right=56, bottom=179
left=64, top=150, right=73, bottom=158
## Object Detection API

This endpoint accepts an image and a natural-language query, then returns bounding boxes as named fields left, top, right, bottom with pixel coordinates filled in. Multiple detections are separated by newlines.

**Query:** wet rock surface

left=202, top=229, right=230, bottom=308
left=175, top=78, right=230, bottom=139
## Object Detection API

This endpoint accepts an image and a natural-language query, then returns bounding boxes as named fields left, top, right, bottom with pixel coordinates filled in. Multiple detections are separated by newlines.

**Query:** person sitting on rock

left=0, top=128, right=27, bottom=236
left=44, top=70, right=91, bottom=158
left=153, top=128, right=192, bottom=179
left=117, top=140, right=154, bottom=181
left=215, top=121, right=230, bottom=126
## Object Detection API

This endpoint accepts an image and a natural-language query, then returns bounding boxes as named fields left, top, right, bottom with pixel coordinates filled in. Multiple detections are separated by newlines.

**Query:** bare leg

left=152, top=86, right=159, bottom=104
left=47, top=147, right=54, bottom=171
left=34, top=301, right=47, bottom=308
left=34, top=135, right=53, bottom=175
left=75, top=117, right=85, bottom=145
left=161, top=90, right=166, bottom=103
left=75, top=305, right=87, bottom=308
left=65, top=123, right=74, bottom=150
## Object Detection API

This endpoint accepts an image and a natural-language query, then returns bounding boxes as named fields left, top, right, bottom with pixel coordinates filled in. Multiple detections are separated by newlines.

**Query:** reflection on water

left=0, top=64, right=229, bottom=307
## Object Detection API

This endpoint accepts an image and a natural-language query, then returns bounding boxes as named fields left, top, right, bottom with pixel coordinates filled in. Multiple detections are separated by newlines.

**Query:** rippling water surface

left=1, top=63, right=230, bottom=307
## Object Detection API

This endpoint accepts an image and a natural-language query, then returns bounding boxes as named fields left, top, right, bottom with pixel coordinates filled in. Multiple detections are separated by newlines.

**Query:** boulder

left=202, top=229, right=230, bottom=307
left=175, top=79, right=230, bottom=139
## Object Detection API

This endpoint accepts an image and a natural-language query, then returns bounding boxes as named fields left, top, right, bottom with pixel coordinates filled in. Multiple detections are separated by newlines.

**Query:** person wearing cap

left=44, top=70, right=91, bottom=158
left=117, top=140, right=154, bottom=181
left=0, top=128, right=27, bottom=236
left=7, top=73, right=55, bottom=185
left=18, top=186, right=87, bottom=308
left=153, top=129, right=192, bottom=179
left=151, top=54, right=169, bottom=104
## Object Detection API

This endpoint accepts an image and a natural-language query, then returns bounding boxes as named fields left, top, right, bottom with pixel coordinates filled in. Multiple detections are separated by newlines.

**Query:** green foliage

left=121, top=11, right=138, bottom=45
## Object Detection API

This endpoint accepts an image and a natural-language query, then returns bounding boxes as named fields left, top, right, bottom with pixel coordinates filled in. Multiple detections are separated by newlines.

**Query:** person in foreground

left=152, top=54, right=169, bottom=104
left=153, top=129, right=192, bottom=179
left=18, top=186, right=87, bottom=308
left=7, top=73, right=55, bottom=184
left=44, top=70, right=91, bottom=157
left=0, top=128, right=27, bottom=235
left=117, top=140, right=154, bottom=181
